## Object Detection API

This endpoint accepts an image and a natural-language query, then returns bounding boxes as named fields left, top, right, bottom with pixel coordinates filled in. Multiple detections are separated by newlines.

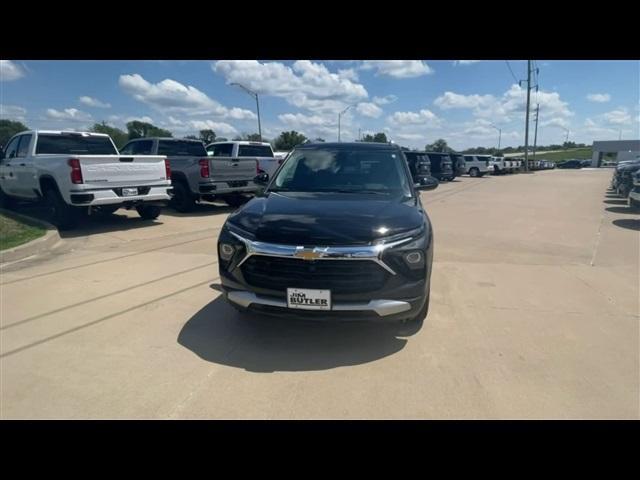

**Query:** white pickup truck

left=206, top=141, right=280, bottom=175
left=0, top=130, right=171, bottom=229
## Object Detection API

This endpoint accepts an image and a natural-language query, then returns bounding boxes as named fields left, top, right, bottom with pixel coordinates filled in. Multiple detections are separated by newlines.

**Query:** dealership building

left=591, top=140, right=640, bottom=167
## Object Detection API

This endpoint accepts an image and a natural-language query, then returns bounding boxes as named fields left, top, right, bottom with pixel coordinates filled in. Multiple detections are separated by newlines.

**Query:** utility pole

left=561, top=126, right=570, bottom=144
left=532, top=103, right=540, bottom=160
left=490, top=123, right=502, bottom=150
left=523, top=60, right=532, bottom=172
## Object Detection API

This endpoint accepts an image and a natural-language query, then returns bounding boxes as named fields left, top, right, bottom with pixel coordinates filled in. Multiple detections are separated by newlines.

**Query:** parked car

left=217, top=142, right=438, bottom=331
left=488, top=156, right=508, bottom=175
left=425, top=152, right=455, bottom=181
left=556, top=160, right=583, bottom=169
left=0, top=130, right=171, bottom=229
left=462, top=154, right=490, bottom=177
left=612, top=161, right=640, bottom=197
left=403, top=151, right=432, bottom=183
left=120, top=137, right=258, bottom=211
left=206, top=141, right=279, bottom=175
left=581, top=160, right=593, bottom=168
left=628, top=169, right=640, bottom=210
left=448, top=153, right=466, bottom=177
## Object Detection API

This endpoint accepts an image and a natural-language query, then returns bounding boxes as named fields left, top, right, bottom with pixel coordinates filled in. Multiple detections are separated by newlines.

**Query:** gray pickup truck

left=120, top=137, right=259, bottom=211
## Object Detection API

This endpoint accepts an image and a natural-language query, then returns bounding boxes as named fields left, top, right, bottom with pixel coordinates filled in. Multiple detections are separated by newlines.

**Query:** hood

left=226, top=191, right=425, bottom=246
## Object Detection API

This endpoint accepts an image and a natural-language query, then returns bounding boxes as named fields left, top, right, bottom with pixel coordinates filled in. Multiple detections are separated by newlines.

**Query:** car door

left=0, top=136, right=21, bottom=196
left=12, top=134, right=39, bottom=198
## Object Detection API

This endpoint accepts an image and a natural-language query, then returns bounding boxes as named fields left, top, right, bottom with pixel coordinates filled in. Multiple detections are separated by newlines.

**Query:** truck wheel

left=43, top=187, right=80, bottom=230
left=170, top=181, right=195, bottom=213
left=0, top=186, right=15, bottom=209
left=469, top=168, right=479, bottom=177
left=221, top=194, right=247, bottom=208
left=136, top=205, right=161, bottom=220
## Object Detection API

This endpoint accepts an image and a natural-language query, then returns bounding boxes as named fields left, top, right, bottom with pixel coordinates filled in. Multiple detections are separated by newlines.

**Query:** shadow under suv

left=217, top=142, right=438, bottom=332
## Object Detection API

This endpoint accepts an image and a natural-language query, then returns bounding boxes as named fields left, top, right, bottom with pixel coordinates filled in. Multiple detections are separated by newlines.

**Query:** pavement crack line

left=0, top=227, right=221, bottom=285
left=1, top=261, right=219, bottom=331
left=0, top=277, right=219, bottom=359
left=590, top=209, right=606, bottom=266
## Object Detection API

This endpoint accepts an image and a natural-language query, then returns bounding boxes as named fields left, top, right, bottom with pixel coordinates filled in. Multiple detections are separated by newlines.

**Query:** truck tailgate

left=210, top=157, right=257, bottom=182
left=79, top=155, right=167, bottom=186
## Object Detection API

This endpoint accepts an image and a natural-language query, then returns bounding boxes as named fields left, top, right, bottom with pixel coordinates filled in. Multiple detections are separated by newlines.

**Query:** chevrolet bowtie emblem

left=294, top=248, right=323, bottom=260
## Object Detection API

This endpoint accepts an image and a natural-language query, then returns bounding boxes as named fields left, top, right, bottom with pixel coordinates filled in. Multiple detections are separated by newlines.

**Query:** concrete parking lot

left=1, top=168, right=638, bottom=419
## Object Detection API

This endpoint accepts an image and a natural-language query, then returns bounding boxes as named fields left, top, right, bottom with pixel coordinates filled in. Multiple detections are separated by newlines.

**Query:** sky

left=1, top=59, right=638, bottom=150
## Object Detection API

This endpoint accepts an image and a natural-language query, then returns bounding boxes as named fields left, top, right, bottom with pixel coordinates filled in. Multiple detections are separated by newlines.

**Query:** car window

left=272, top=147, right=412, bottom=197
left=208, top=143, right=233, bottom=157
left=121, top=140, right=155, bottom=155
left=238, top=144, right=274, bottom=157
left=158, top=140, right=206, bottom=157
left=35, top=134, right=118, bottom=155
left=3, top=136, right=21, bottom=160
left=16, top=134, right=33, bottom=158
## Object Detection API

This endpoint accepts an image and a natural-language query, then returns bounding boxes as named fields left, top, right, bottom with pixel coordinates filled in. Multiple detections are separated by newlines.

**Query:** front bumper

left=198, top=181, right=259, bottom=195
left=225, top=289, right=426, bottom=322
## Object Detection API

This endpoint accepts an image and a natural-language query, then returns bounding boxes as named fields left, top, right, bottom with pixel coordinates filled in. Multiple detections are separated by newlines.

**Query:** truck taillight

left=68, top=158, right=83, bottom=184
left=164, top=159, right=171, bottom=180
left=199, top=158, right=210, bottom=178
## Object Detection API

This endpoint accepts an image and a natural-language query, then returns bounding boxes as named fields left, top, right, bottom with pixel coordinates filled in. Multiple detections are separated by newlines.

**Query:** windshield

left=269, top=147, right=412, bottom=196
left=238, top=145, right=274, bottom=157
left=158, top=140, right=207, bottom=157
left=36, top=134, right=118, bottom=155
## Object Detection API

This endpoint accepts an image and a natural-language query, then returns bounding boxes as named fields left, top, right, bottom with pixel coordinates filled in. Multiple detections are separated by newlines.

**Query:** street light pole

left=523, top=60, right=532, bottom=172
left=490, top=123, right=502, bottom=150
left=338, top=105, right=354, bottom=142
left=230, top=82, right=262, bottom=142
left=532, top=103, right=540, bottom=160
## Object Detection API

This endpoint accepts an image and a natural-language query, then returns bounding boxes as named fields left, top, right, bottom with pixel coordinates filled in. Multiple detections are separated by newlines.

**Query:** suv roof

left=130, top=137, right=203, bottom=143
left=295, top=142, right=400, bottom=151
left=19, top=130, right=109, bottom=137
left=209, top=140, right=271, bottom=146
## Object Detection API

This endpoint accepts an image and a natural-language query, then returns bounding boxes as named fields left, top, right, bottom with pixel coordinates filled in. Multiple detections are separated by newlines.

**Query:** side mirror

left=415, top=176, right=439, bottom=191
left=254, top=172, right=269, bottom=185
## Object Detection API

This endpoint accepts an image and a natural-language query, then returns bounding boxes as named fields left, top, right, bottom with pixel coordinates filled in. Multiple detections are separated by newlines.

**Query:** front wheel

left=0, top=186, right=16, bottom=209
left=170, top=181, right=196, bottom=213
left=136, top=205, right=161, bottom=220
left=469, top=167, right=479, bottom=177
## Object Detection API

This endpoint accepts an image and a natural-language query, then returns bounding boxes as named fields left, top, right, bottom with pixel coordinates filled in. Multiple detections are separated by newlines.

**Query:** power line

left=505, top=60, right=520, bottom=84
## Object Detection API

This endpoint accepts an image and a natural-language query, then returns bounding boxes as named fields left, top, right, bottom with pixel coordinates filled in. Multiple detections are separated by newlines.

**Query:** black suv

left=217, top=142, right=438, bottom=331
left=425, top=152, right=455, bottom=181
left=556, top=159, right=583, bottom=169
left=403, top=151, right=432, bottom=182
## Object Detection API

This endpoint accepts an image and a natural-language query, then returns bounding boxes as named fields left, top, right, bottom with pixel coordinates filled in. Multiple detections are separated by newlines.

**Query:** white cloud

left=434, top=91, right=495, bottom=110
left=356, top=102, right=383, bottom=118
left=118, top=73, right=255, bottom=120
left=0, top=105, right=27, bottom=122
left=361, top=60, right=433, bottom=78
left=46, top=108, right=93, bottom=122
left=540, top=117, right=570, bottom=128
left=213, top=60, right=368, bottom=115
left=603, top=107, right=631, bottom=125
left=278, top=113, right=329, bottom=127
left=586, top=93, right=611, bottom=103
left=453, top=60, right=481, bottom=66
left=373, top=95, right=398, bottom=105
left=79, top=96, right=111, bottom=108
left=394, top=133, right=426, bottom=141
left=0, top=60, right=25, bottom=81
left=387, top=109, right=441, bottom=127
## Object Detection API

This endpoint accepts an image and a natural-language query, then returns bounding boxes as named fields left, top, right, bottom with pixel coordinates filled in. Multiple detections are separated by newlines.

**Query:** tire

left=136, top=205, right=161, bottom=220
left=469, top=167, right=479, bottom=177
left=170, top=181, right=195, bottom=213
left=221, top=194, right=248, bottom=208
left=43, top=187, right=80, bottom=230
left=0, top=186, right=16, bottom=209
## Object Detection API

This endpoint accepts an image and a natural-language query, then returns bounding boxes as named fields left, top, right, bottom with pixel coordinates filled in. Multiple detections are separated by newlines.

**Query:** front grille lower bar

left=228, top=231, right=413, bottom=275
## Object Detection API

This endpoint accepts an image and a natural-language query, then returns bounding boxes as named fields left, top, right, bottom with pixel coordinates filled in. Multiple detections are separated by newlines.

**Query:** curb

left=0, top=209, right=61, bottom=264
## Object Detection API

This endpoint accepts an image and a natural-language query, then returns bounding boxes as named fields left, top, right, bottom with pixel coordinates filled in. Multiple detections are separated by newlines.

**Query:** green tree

left=314, top=137, right=325, bottom=142
left=126, top=121, right=173, bottom=140
left=274, top=131, right=308, bottom=150
left=362, top=132, right=388, bottom=143
left=215, top=137, right=228, bottom=142
left=0, top=119, right=29, bottom=148
left=184, top=135, right=198, bottom=140
left=245, top=133, right=262, bottom=142
left=89, top=122, right=129, bottom=149
left=232, top=135, right=243, bottom=141
left=425, top=138, right=452, bottom=152
left=198, top=129, right=216, bottom=144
